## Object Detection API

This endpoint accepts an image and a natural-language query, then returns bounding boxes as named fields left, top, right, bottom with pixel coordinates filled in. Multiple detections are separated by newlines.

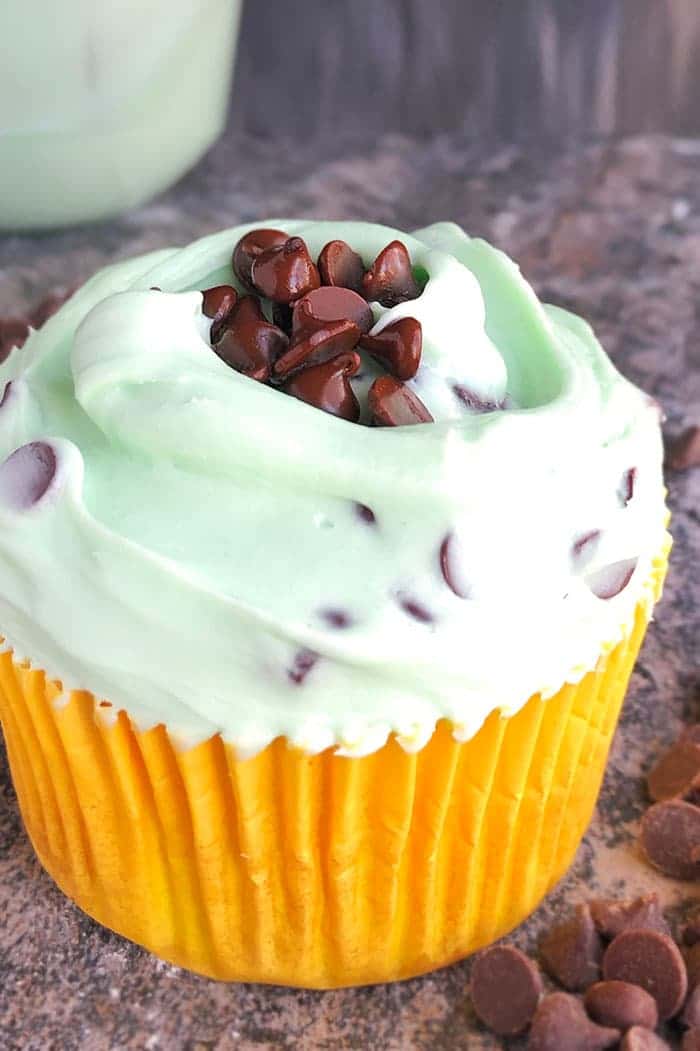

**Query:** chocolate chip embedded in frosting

left=232, top=227, right=289, bottom=289
left=294, top=286, right=373, bottom=335
left=439, top=532, right=470, bottom=599
left=640, top=799, right=700, bottom=880
left=586, top=558, right=637, bottom=600
left=250, top=236, right=321, bottom=304
left=584, top=981, right=659, bottom=1033
left=590, top=894, right=671, bottom=940
left=527, top=992, right=619, bottom=1051
left=602, top=929, right=688, bottom=1020
left=202, top=284, right=238, bottom=343
left=397, top=595, right=434, bottom=623
left=318, top=239, right=365, bottom=294
left=368, top=376, right=433, bottom=427
left=213, top=296, right=289, bottom=382
left=0, top=441, right=57, bottom=510
left=282, top=352, right=361, bottom=421
left=355, top=502, right=377, bottom=525
left=620, top=467, right=638, bottom=506
left=469, top=945, right=543, bottom=1036
left=539, top=904, right=603, bottom=991
left=572, top=529, right=602, bottom=565
left=319, top=608, right=353, bottom=629
left=362, top=240, right=421, bottom=307
left=288, top=648, right=319, bottom=685
left=360, top=317, right=423, bottom=381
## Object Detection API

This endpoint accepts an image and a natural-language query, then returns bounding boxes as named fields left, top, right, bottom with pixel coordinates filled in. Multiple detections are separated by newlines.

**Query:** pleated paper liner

left=0, top=548, right=668, bottom=988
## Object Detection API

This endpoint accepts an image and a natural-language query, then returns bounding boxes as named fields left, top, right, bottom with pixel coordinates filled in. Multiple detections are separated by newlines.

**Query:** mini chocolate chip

left=368, top=375, right=433, bottom=427
left=586, top=558, right=638, bottom=599
left=452, top=384, right=505, bottom=413
left=622, top=1028, right=671, bottom=1051
left=665, top=426, right=700, bottom=472
left=640, top=800, right=700, bottom=881
left=0, top=441, right=57, bottom=509
left=318, top=240, right=365, bottom=294
left=470, top=945, right=543, bottom=1037
left=288, top=648, right=319, bottom=685
left=590, top=894, right=672, bottom=940
left=527, top=992, right=619, bottom=1051
left=202, top=284, right=238, bottom=343
left=213, top=295, right=288, bottom=382
left=319, top=608, right=353, bottom=629
left=293, top=285, right=373, bottom=335
left=439, top=532, right=470, bottom=599
left=682, top=1030, right=700, bottom=1051
left=540, top=904, right=603, bottom=991
left=602, top=929, right=688, bottom=1020
left=362, top=240, right=420, bottom=307
left=682, top=908, right=700, bottom=947
left=355, top=502, right=376, bottom=525
left=282, top=352, right=361, bottom=421
left=683, top=985, right=700, bottom=1029
left=251, top=236, right=320, bottom=304
left=572, top=529, right=602, bottom=565
left=647, top=739, right=700, bottom=802
left=360, top=317, right=423, bottom=381
left=0, top=317, right=30, bottom=362
left=397, top=595, right=434, bottom=623
left=584, top=981, right=658, bottom=1032
left=620, top=467, right=638, bottom=506
left=274, top=301, right=360, bottom=378
left=232, top=228, right=289, bottom=288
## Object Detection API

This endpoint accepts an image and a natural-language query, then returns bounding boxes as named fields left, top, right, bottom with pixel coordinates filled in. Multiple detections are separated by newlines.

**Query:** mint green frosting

left=0, top=221, right=667, bottom=755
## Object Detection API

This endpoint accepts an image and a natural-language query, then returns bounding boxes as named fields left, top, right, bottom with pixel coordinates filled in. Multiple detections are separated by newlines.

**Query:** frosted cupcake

left=0, top=220, right=669, bottom=987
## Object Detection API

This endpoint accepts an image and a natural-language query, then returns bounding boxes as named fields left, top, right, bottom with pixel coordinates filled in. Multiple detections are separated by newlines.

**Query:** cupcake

left=0, top=220, right=669, bottom=987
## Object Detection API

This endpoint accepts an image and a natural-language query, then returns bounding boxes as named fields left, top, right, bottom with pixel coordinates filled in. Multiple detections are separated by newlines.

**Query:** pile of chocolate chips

left=470, top=893, right=700, bottom=1049
left=199, top=228, right=432, bottom=426
left=641, top=724, right=700, bottom=882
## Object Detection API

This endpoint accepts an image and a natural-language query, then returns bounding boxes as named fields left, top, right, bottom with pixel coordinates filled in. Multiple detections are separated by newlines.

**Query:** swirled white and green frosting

left=0, top=221, right=668, bottom=755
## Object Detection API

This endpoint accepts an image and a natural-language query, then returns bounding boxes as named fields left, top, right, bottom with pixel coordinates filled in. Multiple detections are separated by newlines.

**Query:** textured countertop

left=0, top=134, right=698, bottom=1050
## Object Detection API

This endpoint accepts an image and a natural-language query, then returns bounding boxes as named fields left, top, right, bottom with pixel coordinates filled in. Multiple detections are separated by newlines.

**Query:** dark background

left=230, top=0, right=700, bottom=143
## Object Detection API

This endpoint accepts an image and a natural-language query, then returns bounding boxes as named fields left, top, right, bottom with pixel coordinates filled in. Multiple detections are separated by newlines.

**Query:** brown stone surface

left=1, top=134, right=699, bottom=1049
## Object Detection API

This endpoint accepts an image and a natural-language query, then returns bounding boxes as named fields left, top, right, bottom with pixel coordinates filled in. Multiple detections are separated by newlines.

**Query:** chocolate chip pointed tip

left=590, top=894, right=671, bottom=940
left=318, top=239, right=366, bottom=294
left=251, top=236, right=320, bottom=304
left=232, top=227, right=289, bottom=288
left=360, top=316, right=423, bottom=381
left=362, top=240, right=421, bottom=307
left=539, top=904, right=603, bottom=991
left=527, top=992, right=619, bottom=1051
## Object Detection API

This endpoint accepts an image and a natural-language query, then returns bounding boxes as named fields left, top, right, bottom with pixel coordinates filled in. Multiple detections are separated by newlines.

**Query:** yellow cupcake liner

left=0, top=548, right=668, bottom=988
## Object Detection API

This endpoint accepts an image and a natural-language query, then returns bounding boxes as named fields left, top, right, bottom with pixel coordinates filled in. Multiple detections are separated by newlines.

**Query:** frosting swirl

left=0, top=221, right=668, bottom=755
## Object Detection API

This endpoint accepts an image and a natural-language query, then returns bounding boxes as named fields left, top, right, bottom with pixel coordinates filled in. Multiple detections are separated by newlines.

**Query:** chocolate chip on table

left=213, top=295, right=288, bottom=382
left=647, top=737, right=700, bottom=802
left=586, top=557, right=638, bottom=599
left=232, top=227, right=289, bottom=288
left=682, top=1030, right=700, bottom=1051
left=439, top=533, right=470, bottom=599
left=620, top=466, right=638, bottom=505
left=368, top=375, right=433, bottom=427
left=469, top=945, right=543, bottom=1037
left=584, top=980, right=659, bottom=1032
left=527, top=992, right=619, bottom=1051
left=602, top=928, right=688, bottom=1020
left=590, top=894, right=672, bottom=940
left=250, top=236, right=321, bottom=304
left=293, top=286, right=373, bottom=335
left=665, top=425, right=700, bottom=471
left=318, top=239, right=365, bottom=294
left=360, top=317, right=423, bottom=381
left=539, top=904, right=603, bottom=991
left=362, top=240, right=421, bottom=307
left=683, top=984, right=700, bottom=1028
left=621, top=1028, right=671, bottom=1051
left=640, top=800, right=700, bottom=880
left=282, top=352, right=361, bottom=421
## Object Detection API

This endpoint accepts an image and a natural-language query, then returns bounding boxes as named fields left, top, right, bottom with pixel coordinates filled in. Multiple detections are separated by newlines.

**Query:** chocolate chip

left=527, top=992, right=619, bottom=1050
left=397, top=595, right=434, bottom=623
left=360, top=317, right=423, bottom=381
left=590, top=895, right=671, bottom=940
left=572, top=529, right=602, bottom=565
left=355, top=502, right=376, bottom=525
left=603, top=929, right=688, bottom=1020
left=318, top=239, right=365, bottom=294
left=682, top=1030, right=700, bottom=1051
left=272, top=302, right=294, bottom=334
left=665, top=426, right=700, bottom=472
left=213, top=295, right=288, bottom=382
left=282, top=352, right=361, bottom=421
left=647, top=739, right=700, bottom=802
left=452, top=385, right=505, bottom=413
left=319, top=608, right=353, bottom=629
left=620, top=467, right=638, bottom=506
left=622, top=1028, right=671, bottom=1051
left=362, top=240, right=420, bottom=307
left=584, top=981, right=658, bottom=1032
left=250, top=236, right=320, bottom=304
left=683, top=985, right=700, bottom=1028
left=0, top=441, right=57, bottom=509
left=540, top=904, right=603, bottom=991
left=469, top=945, right=543, bottom=1037
left=0, top=317, right=30, bottom=362
left=439, top=532, right=470, bottom=599
left=232, top=228, right=289, bottom=289
left=293, top=286, right=373, bottom=335
left=682, top=908, right=700, bottom=947
left=288, top=648, right=319, bottom=685
left=273, top=297, right=361, bottom=378
left=640, top=800, right=700, bottom=881
left=368, top=375, right=433, bottom=427
left=202, top=284, right=238, bottom=342
left=586, top=558, right=637, bottom=599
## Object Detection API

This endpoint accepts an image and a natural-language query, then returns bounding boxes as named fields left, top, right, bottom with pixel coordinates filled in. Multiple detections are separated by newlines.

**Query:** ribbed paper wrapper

left=0, top=549, right=668, bottom=987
